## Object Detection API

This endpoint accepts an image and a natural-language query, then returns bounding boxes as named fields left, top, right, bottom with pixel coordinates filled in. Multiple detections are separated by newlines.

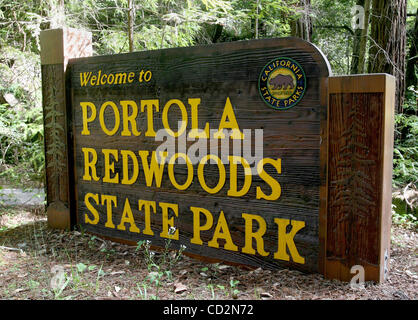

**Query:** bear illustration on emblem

left=258, top=57, right=307, bottom=110
left=269, top=74, right=295, bottom=90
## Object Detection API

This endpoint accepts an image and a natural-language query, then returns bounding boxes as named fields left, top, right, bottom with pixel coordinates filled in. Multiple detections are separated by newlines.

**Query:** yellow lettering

left=102, top=194, right=117, bottom=229
left=141, top=100, right=159, bottom=137
left=274, top=218, right=305, bottom=264
left=138, top=151, right=167, bottom=188
left=241, top=213, right=269, bottom=256
left=102, top=149, right=119, bottom=184
left=138, top=200, right=156, bottom=236
left=100, top=74, right=107, bottom=85
left=207, top=211, right=238, bottom=251
left=80, top=72, right=92, bottom=86
left=162, top=99, right=188, bottom=137
left=190, top=206, right=213, bottom=245
left=107, top=73, right=114, bottom=84
left=188, top=98, right=209, bottom=138
left=198, top=154, right=225, bottom=194
left=117, top=198, right=140, bottom=233
left=114, top=73, right=127, bottom=84
left=80, top=102, right=97, bottom=135
left=168, top=153, right=193, bottom=190
left=82, top=148, right=100, bottom=181
left=256, top=158, right=282, bottom=201
left=214, top=97, right=244, bottom=139
left=120, top=100, right=141, bottom=136
left=90, top=75, right=97, bottom=86
left=84, top=193, right=99, bottom=225
left=228, top=156, right=252, bottom=197
left=128, top=72, right=135, bottom=83
left=144, top=70, right=152, bottom=82
left=159, top=202, right=179, bottom=240
left=96, top=70, right=101, bottom=86
left=99, top=101, right=120, bottom=136
left=121, top=150, right=139, bottom=185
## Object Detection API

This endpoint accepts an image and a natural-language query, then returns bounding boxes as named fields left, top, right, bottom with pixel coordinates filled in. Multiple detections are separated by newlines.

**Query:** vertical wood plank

left=318, top=76, right=329, bottom=275
left=326, top=74, right=395, bottom=283
left=380, top=76, right=396, bottom=282
left=40, top=28, right=92, bottom=229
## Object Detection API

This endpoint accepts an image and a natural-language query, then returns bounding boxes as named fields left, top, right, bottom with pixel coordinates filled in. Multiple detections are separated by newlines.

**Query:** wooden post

left=40, top=28, right=92, bottom=229
left=128, top=0, right=134, bottom=52
left=326, top=74, right=395, bottom=283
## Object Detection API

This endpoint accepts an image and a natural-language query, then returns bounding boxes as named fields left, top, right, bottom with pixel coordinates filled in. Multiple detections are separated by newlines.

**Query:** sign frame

left=40, top=28, right=395, bottom=283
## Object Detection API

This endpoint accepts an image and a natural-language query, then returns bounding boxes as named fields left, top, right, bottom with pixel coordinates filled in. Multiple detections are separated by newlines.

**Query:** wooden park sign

left=40, top=28, right=395, bottom=283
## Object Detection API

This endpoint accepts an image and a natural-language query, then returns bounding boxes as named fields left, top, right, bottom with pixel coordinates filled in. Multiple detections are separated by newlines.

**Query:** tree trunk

left=212, top=24, right=223, bottom=43
left=291, top=0, right=312, bottom=42
left=128, top=0, right=135, bottom=52
left=255, top=0, right=259, bottom=39
left=351, top=0, right=371, bottom=74
left=405, top=9, right=417, bottom=90
left=368, top=0, right=407, bottom=113
left=49, top=0, right=65, bottom=29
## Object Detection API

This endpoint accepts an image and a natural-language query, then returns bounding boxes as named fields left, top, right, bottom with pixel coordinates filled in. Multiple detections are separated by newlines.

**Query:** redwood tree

left=406, top=9, right=417, bottom=90
left=351, top=0, right=371, bottom=74
left=290, top=0, right=313, bottom=42
left=368, top=0, right=407, bottom=113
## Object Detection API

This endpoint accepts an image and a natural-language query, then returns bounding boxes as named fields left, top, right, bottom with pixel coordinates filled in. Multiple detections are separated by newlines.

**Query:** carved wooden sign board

left=41, top=29, right=395, bottom=282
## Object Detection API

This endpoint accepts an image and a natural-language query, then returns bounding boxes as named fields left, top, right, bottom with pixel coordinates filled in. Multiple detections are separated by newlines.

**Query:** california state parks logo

left=258, top=57, right=306, bottom=110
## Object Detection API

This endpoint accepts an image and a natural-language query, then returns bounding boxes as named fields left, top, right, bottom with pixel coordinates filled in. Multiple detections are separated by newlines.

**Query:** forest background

left=0, top=0, right=417, bottom=225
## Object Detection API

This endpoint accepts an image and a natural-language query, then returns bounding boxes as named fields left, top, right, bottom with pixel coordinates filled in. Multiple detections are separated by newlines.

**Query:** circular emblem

left=258, top=57, right=306, bottom=110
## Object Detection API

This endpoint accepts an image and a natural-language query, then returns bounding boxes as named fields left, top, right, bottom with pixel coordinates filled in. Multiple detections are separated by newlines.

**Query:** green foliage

left=76, top=263, right=88, bottom=273
left=393, top=88, right=418, bottom=189
left=229, top=278, right=240, bottom=298
left=392, top=87, right=418, bottom=227
left=311, top=0, right=356, bottom=75
left=0, top=0, right=50, bottom=53
left=392, top=200, right=417, bottom=228
left=65, top=0, right=236, bottom=54
left=0, top=0, right=417, bottom=229
left=0, top=101, right=44, bottom=187
left=62, top=0, right=299, bottom=53
left=215, top=0, right=295, bottom=41
left=136, top=229, right=186, bottom=299
left=0, top=42, right=44, bottom=187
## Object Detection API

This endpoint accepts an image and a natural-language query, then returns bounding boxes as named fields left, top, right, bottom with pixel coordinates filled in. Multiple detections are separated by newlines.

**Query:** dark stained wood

left=326, top=74, right=395, bottom=283
left=318, top=76, right=329, bottom=275
left=42, top=63, right=67, bottom=205
left=40, top=30, right=396, bottom=282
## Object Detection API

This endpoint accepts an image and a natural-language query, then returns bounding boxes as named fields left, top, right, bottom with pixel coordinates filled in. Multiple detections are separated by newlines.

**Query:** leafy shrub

left=392, top=87, right=418, bottom=227
left=393, top=87, right=418, bottom=188
left=0, top=102, right=44, bottom=188
left=0, top=45, right=44, bottom=188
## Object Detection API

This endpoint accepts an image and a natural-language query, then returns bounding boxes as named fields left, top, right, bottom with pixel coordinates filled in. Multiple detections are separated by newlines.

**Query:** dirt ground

left=0, top=205, right=416, bottom=300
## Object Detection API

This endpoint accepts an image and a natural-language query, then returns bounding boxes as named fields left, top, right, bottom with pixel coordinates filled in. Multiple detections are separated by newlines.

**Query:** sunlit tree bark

left=351, top=0, right=371, bottom=74
left=368, top=0, right=407, bottom=113
left=290, top=0, right=312, bottom=42
left=405, top=9, right=417, bottom=90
